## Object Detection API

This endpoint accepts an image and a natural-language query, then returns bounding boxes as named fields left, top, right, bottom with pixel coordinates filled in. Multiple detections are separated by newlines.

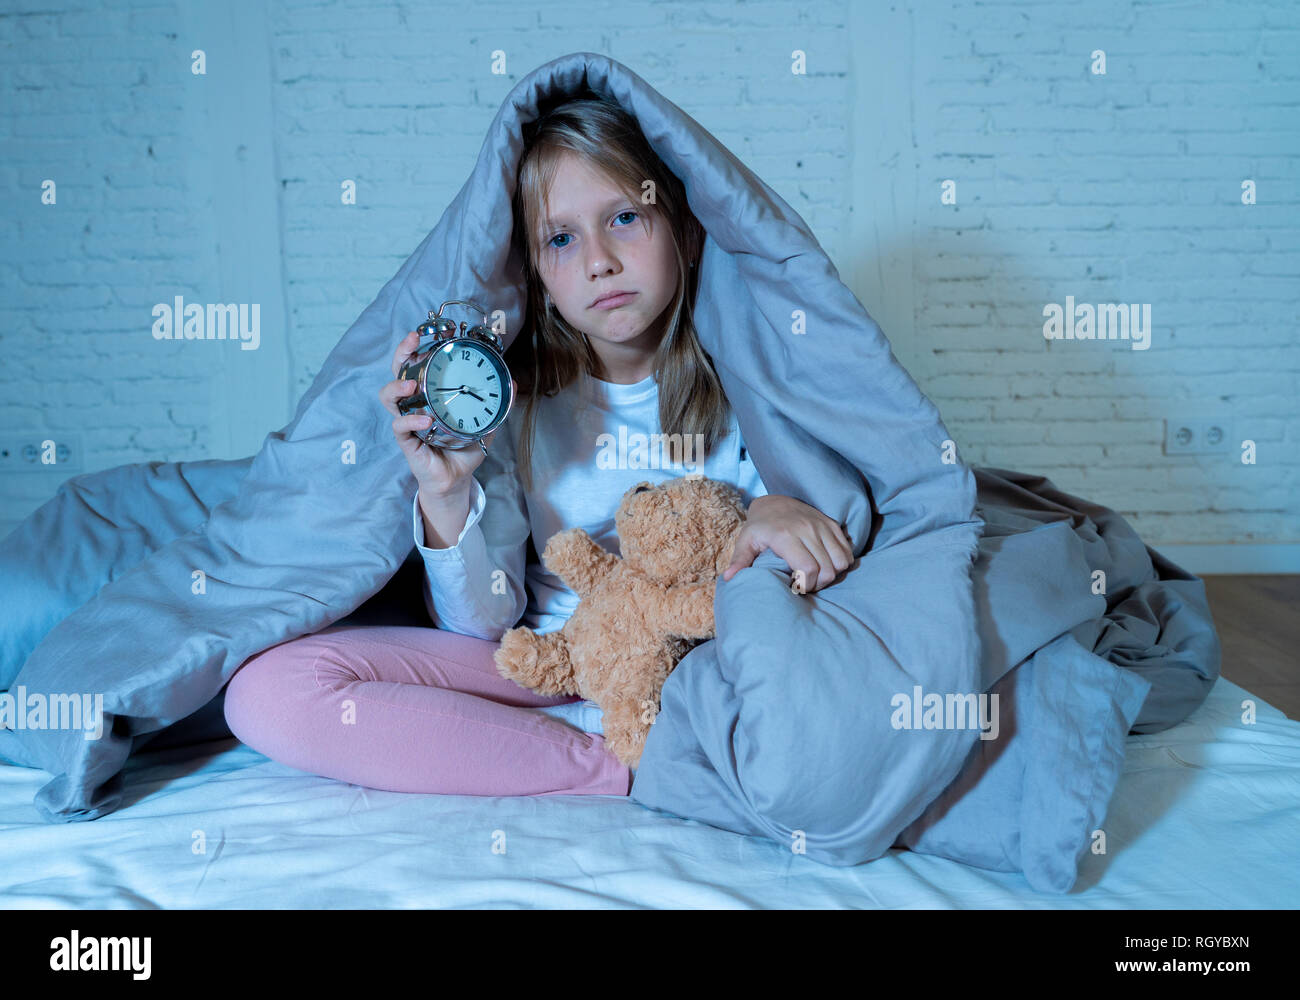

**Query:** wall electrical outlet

left=1164, top=417, right=1233, bottom=456
left=0, top=434, right=84, bottom=474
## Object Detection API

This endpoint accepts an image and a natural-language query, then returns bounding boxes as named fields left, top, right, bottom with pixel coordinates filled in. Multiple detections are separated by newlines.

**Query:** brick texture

left=1, top=0, right=1296, bottom=547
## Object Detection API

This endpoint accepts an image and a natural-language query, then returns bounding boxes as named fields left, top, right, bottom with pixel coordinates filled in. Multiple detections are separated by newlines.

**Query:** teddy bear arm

left=650, top=579, right=717, bottom=640
left=543, top=528, right=620, bottom=598
left=494, top=627, right=579, bottom=696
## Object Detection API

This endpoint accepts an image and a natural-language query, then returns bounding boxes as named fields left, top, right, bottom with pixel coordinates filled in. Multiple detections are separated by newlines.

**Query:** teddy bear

left=493, top=473, right=748, bottom=768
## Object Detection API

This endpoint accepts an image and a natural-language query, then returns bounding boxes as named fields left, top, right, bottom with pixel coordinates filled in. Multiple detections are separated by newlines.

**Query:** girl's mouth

left=591, top=292, right=637, bottom=310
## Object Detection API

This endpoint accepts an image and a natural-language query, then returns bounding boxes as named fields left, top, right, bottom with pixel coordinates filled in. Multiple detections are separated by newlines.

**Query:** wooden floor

left=1200, top=574, right=1300, bottom=721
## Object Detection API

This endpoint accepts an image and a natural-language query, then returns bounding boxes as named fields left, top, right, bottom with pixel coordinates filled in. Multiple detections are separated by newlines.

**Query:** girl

left=221, top=94, right=854, bottom=798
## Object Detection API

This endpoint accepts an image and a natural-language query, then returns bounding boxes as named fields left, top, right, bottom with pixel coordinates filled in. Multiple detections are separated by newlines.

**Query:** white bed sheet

left=1, top=676, right=1296, bottom=909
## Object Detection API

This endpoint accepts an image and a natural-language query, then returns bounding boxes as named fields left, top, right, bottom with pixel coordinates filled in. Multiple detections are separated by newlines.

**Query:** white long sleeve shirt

left=411, top=369, right=768, bottom=641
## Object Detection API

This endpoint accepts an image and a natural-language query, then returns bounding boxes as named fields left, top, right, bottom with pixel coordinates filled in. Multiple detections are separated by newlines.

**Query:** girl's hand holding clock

left=379, top=329, right=516, bottom=499
left=721, top=494, right=855, bottom=594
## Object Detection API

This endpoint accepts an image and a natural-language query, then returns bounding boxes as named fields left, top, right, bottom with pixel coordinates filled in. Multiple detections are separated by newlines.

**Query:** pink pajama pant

left=222, top=624, right=631, bottom=797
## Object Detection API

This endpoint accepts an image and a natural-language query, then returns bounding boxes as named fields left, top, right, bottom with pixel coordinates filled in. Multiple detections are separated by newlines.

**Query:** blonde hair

left=506, top=92, right=731, bottom=492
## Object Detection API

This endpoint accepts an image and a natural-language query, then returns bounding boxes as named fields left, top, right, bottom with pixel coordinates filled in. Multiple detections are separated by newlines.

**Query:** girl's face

left=533, top=151, right=680, bottom=369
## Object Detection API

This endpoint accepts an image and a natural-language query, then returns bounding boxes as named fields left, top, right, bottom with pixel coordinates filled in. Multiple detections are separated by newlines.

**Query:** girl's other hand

left=721, top=494, right=854, bottom=594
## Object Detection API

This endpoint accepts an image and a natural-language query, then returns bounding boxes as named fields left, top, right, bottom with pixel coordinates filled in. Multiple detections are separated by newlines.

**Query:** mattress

left=1, top=676, right=1295, bottom=909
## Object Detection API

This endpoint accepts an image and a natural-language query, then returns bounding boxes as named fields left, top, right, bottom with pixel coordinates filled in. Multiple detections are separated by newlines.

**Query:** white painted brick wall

left=1, top=0, right=1295, bottom=554
left=907, top=0, right=1299, bottom=546
left=2, top=0, right=218, bottom=534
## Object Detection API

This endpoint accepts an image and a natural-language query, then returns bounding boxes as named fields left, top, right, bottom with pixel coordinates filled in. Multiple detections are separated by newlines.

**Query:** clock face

left=427, top=340, right=509, bottom=436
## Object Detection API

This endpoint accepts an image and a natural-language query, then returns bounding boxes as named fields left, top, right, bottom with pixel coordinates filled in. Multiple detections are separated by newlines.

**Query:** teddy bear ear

left=623, top=480, right=654, bottom=500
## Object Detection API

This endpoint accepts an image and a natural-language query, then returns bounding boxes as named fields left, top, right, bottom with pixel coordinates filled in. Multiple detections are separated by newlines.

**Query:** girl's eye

left=546, top=211, right=637, bottom=250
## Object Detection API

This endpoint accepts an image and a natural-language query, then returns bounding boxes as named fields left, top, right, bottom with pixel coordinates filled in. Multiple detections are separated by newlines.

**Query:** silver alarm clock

left=396, top=299, right=514, bottom=450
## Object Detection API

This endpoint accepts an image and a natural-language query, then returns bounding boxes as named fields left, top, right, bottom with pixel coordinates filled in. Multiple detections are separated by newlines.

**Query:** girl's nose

left=587, top=237, right=618, bottom=276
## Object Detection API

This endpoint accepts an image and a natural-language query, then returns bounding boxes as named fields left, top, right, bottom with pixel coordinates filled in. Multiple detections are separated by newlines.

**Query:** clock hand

left=426, top=384, right=468, bottom=406
left=427, top=384, right=491, bottom=408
